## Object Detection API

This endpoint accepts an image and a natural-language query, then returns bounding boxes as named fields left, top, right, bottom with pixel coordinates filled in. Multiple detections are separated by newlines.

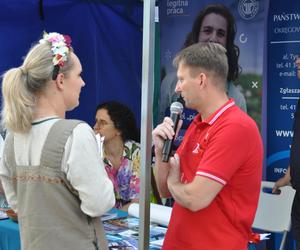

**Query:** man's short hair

left=173, top=42, right=228, bottom=82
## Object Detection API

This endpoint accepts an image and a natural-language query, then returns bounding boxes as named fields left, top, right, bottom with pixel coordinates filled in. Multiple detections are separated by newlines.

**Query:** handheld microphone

left=162, top=101, right=184, bottom=162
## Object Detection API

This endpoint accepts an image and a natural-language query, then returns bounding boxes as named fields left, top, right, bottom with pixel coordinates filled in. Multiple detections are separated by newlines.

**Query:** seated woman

left=94, top=101, right=140, bottom=211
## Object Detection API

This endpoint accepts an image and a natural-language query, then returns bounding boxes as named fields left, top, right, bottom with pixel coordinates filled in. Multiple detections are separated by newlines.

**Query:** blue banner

left=266, top=2, right=300, bottom=181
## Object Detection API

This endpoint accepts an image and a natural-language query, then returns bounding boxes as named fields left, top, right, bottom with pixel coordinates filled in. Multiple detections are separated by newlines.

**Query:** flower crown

left=39, top=32, right=72, bottom=67
left=39, top=32, right=72, bottom=80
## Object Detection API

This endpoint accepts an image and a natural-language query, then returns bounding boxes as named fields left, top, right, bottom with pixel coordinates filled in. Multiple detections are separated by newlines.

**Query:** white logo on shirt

left=192, top=143, right=200, bottom=154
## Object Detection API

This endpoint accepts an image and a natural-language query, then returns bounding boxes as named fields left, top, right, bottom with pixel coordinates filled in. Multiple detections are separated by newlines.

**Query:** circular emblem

left=238, top=0, right=259, bottom=20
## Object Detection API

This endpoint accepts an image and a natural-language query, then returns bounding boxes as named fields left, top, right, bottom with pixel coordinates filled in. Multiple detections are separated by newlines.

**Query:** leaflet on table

left=101, top=212, right=118, bottom=221
left=117, top=225, right=166, bottom=241
left=107, top=236, right=162, bottom=250
left=100, top=208, right=128, bottom=221
left=107, top=234, right=138, bottom=250
left=150, top=239, right=164, bottom=249
left=104, top=217, right=139, bottom=234
left=128, top=203, right=172, bottom=226
left=104, top=217, right=166, bottom=249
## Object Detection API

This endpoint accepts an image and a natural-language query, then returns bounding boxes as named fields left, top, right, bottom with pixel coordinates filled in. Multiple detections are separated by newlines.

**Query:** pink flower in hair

left=39, top=32, right=72, bottom=67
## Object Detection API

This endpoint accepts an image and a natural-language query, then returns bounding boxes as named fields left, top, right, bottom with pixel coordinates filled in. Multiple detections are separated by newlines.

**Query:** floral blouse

left=103, top=140, right=140, bottom=209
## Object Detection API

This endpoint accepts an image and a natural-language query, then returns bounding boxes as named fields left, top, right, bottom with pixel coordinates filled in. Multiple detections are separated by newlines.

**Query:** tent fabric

left=0, top=0, right=143, bottom=127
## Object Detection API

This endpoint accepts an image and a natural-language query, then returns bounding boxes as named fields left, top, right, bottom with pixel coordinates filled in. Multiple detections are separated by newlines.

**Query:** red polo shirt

left=163, top=99, right=263, bottom=250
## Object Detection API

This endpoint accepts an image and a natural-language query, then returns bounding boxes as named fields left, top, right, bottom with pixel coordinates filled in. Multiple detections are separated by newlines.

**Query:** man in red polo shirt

left=152, top=42, right=263, bottom=250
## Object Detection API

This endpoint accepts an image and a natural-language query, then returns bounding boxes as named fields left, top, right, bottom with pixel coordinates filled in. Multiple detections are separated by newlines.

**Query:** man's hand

left=152, top=117, right=176, bottom=152
left=167, top=154, right=181, bottom=187
left=272, top=166, right=291, bottom=194
left=152, top=118, right=182, bottom=198
left=152, top=117, right=183, bottom=153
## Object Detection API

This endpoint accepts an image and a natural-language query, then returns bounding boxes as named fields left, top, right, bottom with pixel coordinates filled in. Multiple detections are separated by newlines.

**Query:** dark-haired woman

left=158, top=3, right=247, bottom=123
left=94, top=101, right=140, bottom=211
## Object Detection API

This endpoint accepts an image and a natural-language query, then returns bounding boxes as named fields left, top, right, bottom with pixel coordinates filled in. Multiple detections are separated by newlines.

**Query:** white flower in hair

left=39, top=32, right=72, bottom=67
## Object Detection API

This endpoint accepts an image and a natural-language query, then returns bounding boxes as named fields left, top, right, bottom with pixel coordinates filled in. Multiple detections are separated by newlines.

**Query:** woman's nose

left=208, top=32, right=218, bottom=43
left=93, top=124, right=99, bottom=133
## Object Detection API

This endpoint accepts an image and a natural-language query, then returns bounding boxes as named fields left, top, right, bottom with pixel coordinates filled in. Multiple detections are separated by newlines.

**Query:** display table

left=0, top=214, right=263, bottom=250
left=0, top=208, right=163, bottom=250
left=0, top=218, right=20, bottom=250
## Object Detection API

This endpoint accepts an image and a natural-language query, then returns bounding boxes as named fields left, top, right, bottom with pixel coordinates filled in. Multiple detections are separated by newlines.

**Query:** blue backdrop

left=0, top=0, right=143, bottom=128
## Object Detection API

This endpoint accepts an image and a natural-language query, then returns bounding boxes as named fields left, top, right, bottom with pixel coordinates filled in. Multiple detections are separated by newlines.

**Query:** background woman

left=158, top=3, right=247, bottom=124
left=94, top=101, right=140, bottom=211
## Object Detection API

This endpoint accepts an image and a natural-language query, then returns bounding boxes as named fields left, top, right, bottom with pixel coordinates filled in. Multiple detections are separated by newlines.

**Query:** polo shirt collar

left=194, top=99, right=235, bottom=126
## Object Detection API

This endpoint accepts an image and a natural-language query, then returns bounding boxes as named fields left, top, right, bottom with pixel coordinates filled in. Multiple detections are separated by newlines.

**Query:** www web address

left=275, top=130, right=294, bottom=137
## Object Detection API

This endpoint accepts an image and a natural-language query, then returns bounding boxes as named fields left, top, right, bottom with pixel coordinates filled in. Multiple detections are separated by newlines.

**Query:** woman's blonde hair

left=1, top=38, right=74, bottom=133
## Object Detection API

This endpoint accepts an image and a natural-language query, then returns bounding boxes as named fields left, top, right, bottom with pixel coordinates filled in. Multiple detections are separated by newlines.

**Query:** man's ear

left=54, top=73, right=64, bottom=90
left=198, top=72, right=207, bottom=89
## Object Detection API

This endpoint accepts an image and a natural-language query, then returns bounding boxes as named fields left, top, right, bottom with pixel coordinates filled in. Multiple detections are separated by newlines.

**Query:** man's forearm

left=167, top=175, right=222, bottom=212
left=167, top=180, right=192, bottom=209
left=154, top=150, right=172, bottom=198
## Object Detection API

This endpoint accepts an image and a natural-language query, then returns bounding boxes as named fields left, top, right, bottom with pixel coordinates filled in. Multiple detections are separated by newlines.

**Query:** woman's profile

left=0, top=32, right=115, bottom=250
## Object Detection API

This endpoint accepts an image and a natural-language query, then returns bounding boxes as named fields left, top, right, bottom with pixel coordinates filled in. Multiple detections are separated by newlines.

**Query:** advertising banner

left=158, top=0, right=266, bottom=147
left=266, top=1, right=300, bottom=182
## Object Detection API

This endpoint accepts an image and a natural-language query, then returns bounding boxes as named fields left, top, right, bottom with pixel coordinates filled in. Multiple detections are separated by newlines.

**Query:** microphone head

left=170, top=101, right=183, bottom=114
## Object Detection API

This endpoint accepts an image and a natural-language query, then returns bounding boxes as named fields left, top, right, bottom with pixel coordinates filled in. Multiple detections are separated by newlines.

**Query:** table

left=0, top=208, right=163, bottom=250
left=0, top=218, right=20, bottom=250
left=0, top=213, right=263, bottom=250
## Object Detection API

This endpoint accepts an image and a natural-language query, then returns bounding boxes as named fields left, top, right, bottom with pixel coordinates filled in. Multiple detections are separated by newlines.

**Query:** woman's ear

left=54, top=73, right=64, bottom=90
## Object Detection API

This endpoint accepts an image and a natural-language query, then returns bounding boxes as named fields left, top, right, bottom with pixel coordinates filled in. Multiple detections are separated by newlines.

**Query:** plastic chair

left=252, top=181, right=296, bottom=250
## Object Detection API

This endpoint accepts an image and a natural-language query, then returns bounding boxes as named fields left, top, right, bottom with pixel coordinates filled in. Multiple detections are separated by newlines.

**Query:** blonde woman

left=0, top=32, right=115, bottom=250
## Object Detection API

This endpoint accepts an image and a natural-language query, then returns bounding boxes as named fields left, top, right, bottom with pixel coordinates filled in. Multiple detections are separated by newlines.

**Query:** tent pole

left=139, top=0, right=155, bottom=249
